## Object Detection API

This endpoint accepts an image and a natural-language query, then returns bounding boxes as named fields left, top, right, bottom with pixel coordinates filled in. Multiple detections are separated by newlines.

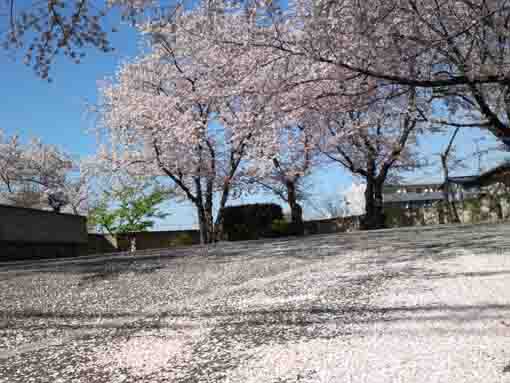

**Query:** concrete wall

left=0, top=204, right=88, bottom=261
left=1, top=242, right=85, bottom=260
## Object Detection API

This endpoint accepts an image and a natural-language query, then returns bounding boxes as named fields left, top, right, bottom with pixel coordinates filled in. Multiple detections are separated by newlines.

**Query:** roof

left=385, top=182, right=443, bottom=189
left=447, top=163, right=510, bottom=187
left=447, top=175, right=480, bottom=187
left=447, top=175, right=479, bottom=183
left=383, top=191, right=444, bottom=204
left=383, top=163, right=510, bottom=198
left=478, top=162, right=510, bottom=185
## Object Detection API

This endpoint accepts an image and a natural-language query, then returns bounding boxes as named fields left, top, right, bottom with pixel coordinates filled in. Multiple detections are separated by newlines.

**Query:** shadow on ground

left=2, top=222, right=510, bottom=356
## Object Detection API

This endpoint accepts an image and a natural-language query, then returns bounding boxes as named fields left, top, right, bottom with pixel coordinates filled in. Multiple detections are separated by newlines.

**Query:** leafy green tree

left=88, top=184, right=171, bottom=251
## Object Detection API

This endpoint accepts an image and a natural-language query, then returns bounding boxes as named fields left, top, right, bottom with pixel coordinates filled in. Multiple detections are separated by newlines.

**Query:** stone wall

left=306, top=193, right=510, bottom=233
left=0, top=204, right=88, bottom=261
left=89, top=230, right=201, bottom=253
left=90, top=221, right=363, bottom=253
left=116, top=230, right=201, bottom=252
left=304, top=216, right=362, bottom=235
left=87, top=234, right=117, bottom=255
left=385, top=191, right=510, bottom=228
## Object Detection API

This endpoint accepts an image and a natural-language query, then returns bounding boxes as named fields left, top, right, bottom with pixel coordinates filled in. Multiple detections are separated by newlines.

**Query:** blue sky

left=0, top=16, right=507, bottom=230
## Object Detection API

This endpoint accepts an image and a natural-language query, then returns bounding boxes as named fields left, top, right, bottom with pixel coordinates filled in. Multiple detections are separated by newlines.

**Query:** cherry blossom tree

left=1, top=182, right=45, bottom=208
left=318, top=90, right=424, bottom=229
left=153, top=5, right=422, bottom=233
left=96, top=22, right=268, bottom=243
left=56, top=166, right=91, bottom=215
left=0, top=130, right=24, bottom=197
left=1, top=0, right=176, bottom=79
left=305, top=0, right=510, bottom=146
left=245, top=124, right=320, bottom=235
left=182, top=0, right=510, bottom=148
left=0, top=129, right=89, bottom=213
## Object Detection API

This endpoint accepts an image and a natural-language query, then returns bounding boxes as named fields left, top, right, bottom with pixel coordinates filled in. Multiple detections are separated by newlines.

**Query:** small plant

left=88, top=182, right=171, bottom=251
left=220, top=203, right=284, bottom=241
left=383, top=206, right=405, bottom=228
left=271, top=219, right=293, bottom=237
left=464, top=199, right=482, bottom=222
left=169, top=233, right=194, bottom=247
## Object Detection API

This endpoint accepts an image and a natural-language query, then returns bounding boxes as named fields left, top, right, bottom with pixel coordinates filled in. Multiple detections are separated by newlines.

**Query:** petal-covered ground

left=2, top=223, right=510, bottom=382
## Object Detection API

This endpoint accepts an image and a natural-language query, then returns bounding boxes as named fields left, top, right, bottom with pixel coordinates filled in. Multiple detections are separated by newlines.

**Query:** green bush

left=464, top=199, right=481, bottom=222
left=271, top=219, right=307, bottom=237
left=220, top=203, right=284, bottom=241
left=271, top=219, right=291, bottom=236
left=169, top=233, right=194, bottom=247
left=384, top=206, right=405, bottom=228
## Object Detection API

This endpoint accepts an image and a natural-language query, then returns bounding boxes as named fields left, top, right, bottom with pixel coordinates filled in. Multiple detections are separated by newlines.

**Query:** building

left=382, top=162, right=510, bottom=227
left=473, top=162, right=510, bottom=188
left=382, top=162, right=510, bottom=209
left=383, top=178, right=484, bottom=210
left=383, top=183, right=445, bottom=209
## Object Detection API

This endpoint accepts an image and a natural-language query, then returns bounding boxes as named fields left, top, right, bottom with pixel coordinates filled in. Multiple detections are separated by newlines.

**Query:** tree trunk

left=196, top=205, right=214, bottom=244
left=362, top=177, right=385, bottom=230
left=213, top=182, right=232, bottom=242
left=362, top=187, right=384, bottom=230
left=443, top=183, right=461, bottom=223
left=451, top=194, right=461, bottom=223
left=214, top=208, right=225, bottom=242
left=129, top=234, right=137, bottom=252
left=441, top=155, right=461, bottom=224
left=204, top=179, right=215, bottom=243
left=286, top=180, right=304, bottom=236
left=496, top=200, right=504, bottom=220
left=205, top=208, right=215, bottom=244
left=374, top=180, right=384, bottom=227
left=361, top=157, right=385, bottom=230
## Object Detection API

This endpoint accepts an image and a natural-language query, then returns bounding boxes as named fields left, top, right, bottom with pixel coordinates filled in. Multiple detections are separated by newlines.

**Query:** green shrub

left=384, top=206, right=405, bottom=228
left=464, top=199, right=481, bottom=222
left=271, top=219, right=291, bottom=236
left=220, top=203, right=284, bottom=241
left=270, top=219, right=306, bottom=237
left=169, top=233, right=194, bottom=247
